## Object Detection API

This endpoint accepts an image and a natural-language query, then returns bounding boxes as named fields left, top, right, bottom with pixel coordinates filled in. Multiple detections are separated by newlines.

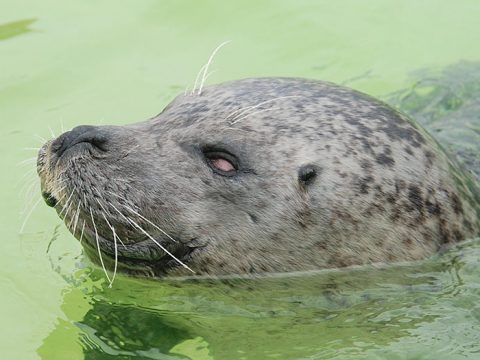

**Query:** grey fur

left=37, top=78, right=480, bottom=277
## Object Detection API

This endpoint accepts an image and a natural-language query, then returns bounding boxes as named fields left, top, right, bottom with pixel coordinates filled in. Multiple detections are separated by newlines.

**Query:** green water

left=1, top=1, right=480, bottom=359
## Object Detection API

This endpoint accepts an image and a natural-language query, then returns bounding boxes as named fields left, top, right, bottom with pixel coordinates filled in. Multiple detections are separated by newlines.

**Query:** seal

left=36, top=77, right=480, bottom=279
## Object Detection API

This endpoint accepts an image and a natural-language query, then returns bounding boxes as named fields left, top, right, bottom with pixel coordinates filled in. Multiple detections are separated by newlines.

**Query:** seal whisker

left=68, top=201, right=81, bottom=232
left=197, top=40, right=231, bottom=95
left=97, top=201, right=120, bottom=287
left=59, top=187, right=76, bottom=217
left=94, top=196, right=127, bottom=249
left=48, top=126, right=56, bottom=139
left=225, top=95, right=302, bottom=125
left=52, top=184, right=68, bottom=201
left=23, top=147, right=41, bottom=151
left=79, top=220, right=86, bottom=244
left=230, top=108, right=277, bottom=125
left=19, top=197, right=42, bottom=233
left=61, top=197, right=75, bottom=224
left=19, top=175, right=39, bottom=204
left=116, top=200, right=177, bottom=243
left=72, top=202, right=81, bottom=236
left=226, top=95, right=302, bottom=124
left=17, top=157, right=38, bottom=167
left=109, top=227, right=119, bottom=288
left=108, top=202, right=194, bottom=273
left=89, top=207, right=112, bottom=283
left=34, top=134, right=47, bottom=144
left=126, top=215, right=194, bottom=273
left=191, top=63, right=207, bottom=95
left=18, top=167, right=37, bottom=187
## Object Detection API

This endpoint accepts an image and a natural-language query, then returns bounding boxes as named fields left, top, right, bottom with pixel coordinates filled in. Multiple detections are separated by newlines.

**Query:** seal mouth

left=42, top=191, right=57, bottom=207
left=79, top=225, right=198, bottom=275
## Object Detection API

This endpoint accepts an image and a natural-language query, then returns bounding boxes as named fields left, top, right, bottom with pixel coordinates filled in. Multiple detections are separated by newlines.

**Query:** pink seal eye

left=204, top=149, right=238, bottom=176
left=210, top=157, right=235, bottom=172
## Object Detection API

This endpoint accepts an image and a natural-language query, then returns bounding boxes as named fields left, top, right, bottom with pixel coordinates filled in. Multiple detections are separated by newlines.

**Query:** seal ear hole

left=298, top=164, right=318, bottom=186
left=203, top=148, right=239, bottom=177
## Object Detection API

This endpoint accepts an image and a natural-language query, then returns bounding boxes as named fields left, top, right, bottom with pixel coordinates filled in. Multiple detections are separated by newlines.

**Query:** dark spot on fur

left=425, top=200, right=441, bottom=216
left=386, top=193, right=397, bottom=204
left=453, top=229, right=464, bottom=242
left=376, top=152, right=395, bottom=167
left=450, top=193, right=463, bottom=214
left=360, top=159, right=372, bottom=171
left=404, top=146, right=413, bottom=155
left=403, top=238, right=413, bottom=248
left=378, top=121, right=426, bottom=148
left=354, top=175, right=375, bottom=194
left=408, top=185, right=424, bottom=213
left=424, top=150, right=435, bottom=167
left=248, top=213, right=258, bottom=223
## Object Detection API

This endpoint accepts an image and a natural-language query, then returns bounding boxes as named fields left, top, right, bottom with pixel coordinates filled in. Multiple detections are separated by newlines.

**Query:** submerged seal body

left=37, top=78, right=480, bottom=277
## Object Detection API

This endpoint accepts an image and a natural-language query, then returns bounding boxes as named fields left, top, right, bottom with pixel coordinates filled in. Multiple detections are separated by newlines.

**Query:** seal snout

left=51, top=125, right=109, bottom=159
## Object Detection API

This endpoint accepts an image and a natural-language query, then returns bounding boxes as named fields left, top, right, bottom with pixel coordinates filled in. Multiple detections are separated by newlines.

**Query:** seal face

left=37, top=78, right=480, bottom=277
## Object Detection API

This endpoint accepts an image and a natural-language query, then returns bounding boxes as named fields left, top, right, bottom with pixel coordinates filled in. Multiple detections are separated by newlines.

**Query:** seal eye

left=204, top=151, right=238, bottom=176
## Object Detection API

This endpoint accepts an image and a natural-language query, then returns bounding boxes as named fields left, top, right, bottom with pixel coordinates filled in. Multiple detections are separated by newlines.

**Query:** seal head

left=37, top=78, right=480, bottom=277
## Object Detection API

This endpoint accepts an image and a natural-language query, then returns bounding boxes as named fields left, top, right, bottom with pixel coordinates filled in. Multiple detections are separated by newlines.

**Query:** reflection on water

left=38, top=237, right=480, bottom=359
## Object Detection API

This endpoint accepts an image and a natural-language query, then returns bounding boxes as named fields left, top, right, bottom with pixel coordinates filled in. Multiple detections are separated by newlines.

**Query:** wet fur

left=37, top=78, right=480, bottom=277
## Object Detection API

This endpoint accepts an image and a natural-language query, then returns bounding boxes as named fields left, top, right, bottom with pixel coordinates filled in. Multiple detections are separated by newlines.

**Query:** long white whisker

left=109, top=227, right=119, bottom=288
left=19, top=175, right=38, bottom=203
left=120, top=202, right=177, bottom=243
left=96, top=198, right=127, bottom=249
left=127, top=216, right=194, bottom=273
left=227, top=96, right=301, bottom=123
left=230, top=108, right=276, bottom=125
left=103, top=190, right=176, bottom=243
left=48, top=126, right=56, bottom=139
left=20, top=182, right=40, bottom=217
left=17, top=157, right=37, bottom=166
left=20, top=197, right=42, bottom=233
left=59, top=187, right=76, bottom=217
left=109, top=203, right=194, bottom=273
left=79, top=220, right=86, bottom=244
left=34, top=134, right=47, bottom=143
left=89, top=207, right=112, bottom=283
left=72, top=202, right=82, bottom=236
left=191, top=63, right=207, bottom=95
left=68, top=201, right=81, bottom=231
left=197, top=40, right=231, bottom=95
left=18, top=167, right=37, bottom=185
left=61, top=198, right=74, bottom=224
left=98, top=201, right=120, bottom=287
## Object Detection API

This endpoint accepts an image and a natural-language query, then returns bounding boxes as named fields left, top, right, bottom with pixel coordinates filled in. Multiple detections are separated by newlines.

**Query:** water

left=1, top=1, right=480, bottom=359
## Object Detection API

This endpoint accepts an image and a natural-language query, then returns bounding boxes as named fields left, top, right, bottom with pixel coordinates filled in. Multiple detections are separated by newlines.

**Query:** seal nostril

left=90, top=134, right=108, bottom=151
left=51, top=125, right=108, bottom=158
